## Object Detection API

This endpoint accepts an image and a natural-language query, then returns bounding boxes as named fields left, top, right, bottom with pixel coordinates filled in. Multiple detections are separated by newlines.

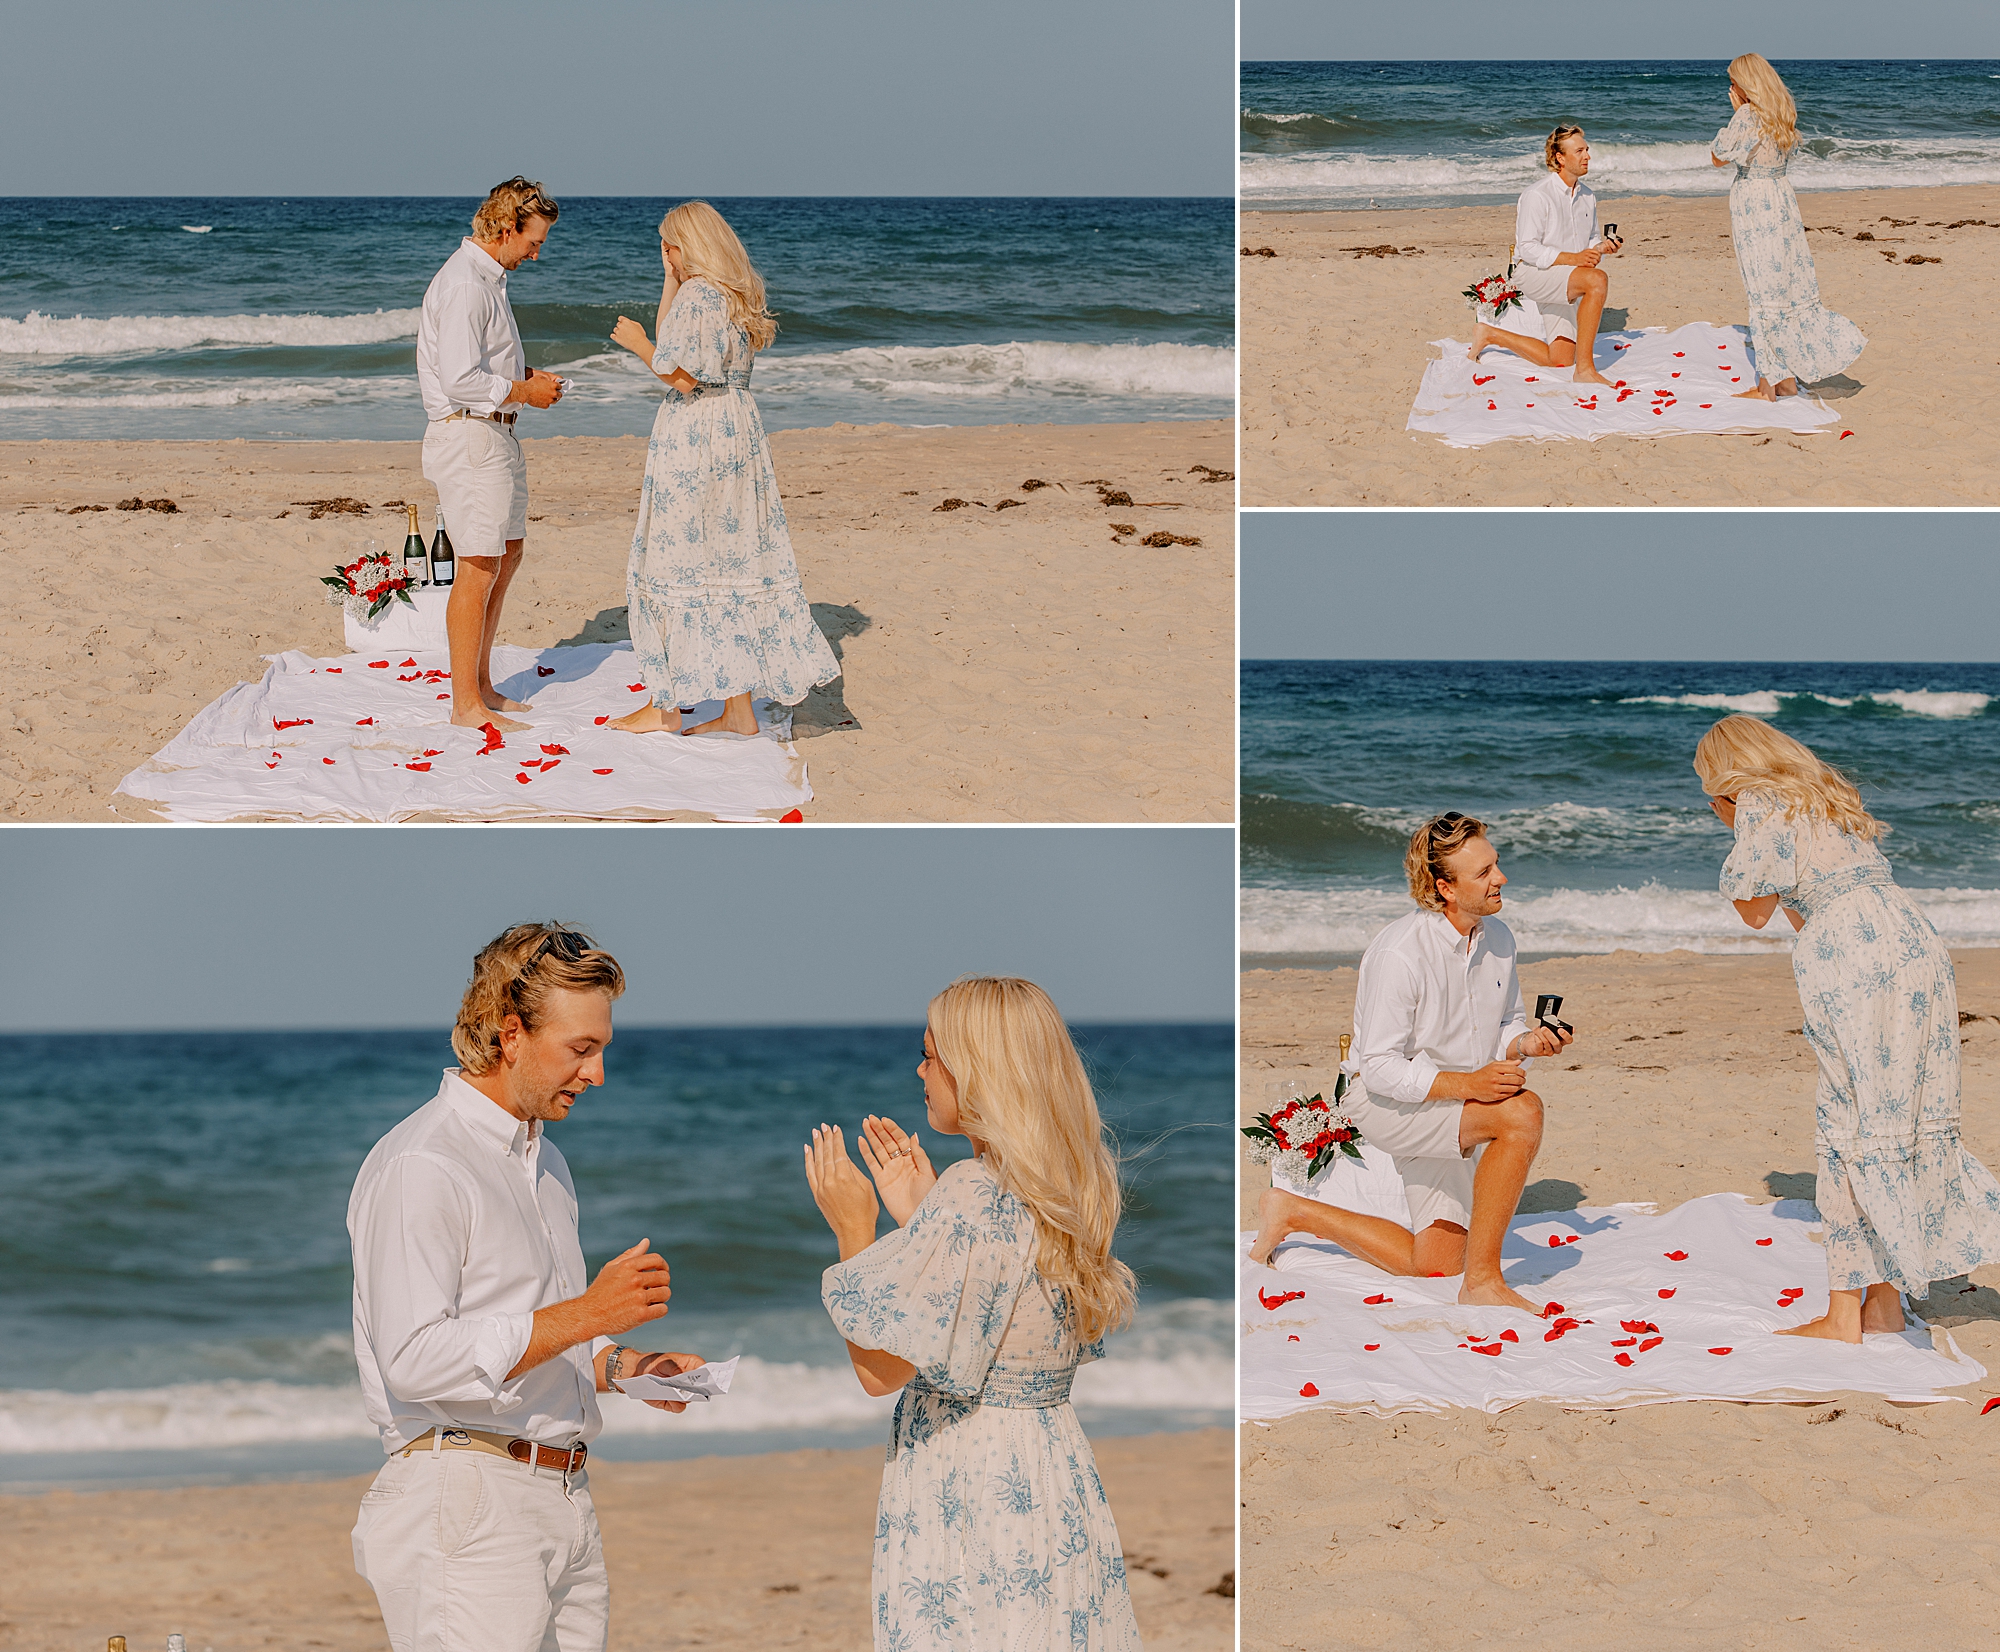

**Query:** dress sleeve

left=653, top=280, right=730, bottom=383
left=820, top=1161, right=1035, bottom=1400
left=1712, top=105, right=1759, bottom=165
left=1719, top=793, right=1800, bottom=900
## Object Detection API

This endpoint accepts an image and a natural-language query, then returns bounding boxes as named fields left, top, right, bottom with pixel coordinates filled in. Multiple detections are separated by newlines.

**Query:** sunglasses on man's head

left=527, top=929, right=590, bottom=970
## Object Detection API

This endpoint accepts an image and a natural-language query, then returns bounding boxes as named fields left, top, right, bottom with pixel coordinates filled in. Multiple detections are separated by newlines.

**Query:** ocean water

left=1242, top=660, right=2000, bottom=961
left=1241, top=60, right=2000, bottom=210
left=0, top=1023, right=1231, bottom=1489
left=0, top=197, right=1234, bottom=439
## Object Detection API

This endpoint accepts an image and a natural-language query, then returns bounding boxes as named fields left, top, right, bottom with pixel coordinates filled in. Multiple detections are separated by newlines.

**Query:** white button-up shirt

left=1344, top=910, right=1529, bottom=1105
left=415, top=239, right=524, bottom=421
left=348, top=1069, right=607, bottom=1453
left=1514, top=171, right=1601, bottom=271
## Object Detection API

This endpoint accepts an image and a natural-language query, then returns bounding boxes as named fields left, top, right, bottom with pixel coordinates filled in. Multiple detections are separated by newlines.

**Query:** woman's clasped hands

left=804, top=1115, right=937, bottom=1256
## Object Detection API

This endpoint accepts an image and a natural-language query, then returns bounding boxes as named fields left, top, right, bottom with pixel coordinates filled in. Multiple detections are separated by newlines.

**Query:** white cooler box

left=343, top=585, right=451, bottom=654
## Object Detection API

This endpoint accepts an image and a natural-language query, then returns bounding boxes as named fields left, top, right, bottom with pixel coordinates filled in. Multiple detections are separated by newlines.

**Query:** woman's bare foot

left=1734, top=378, right=1777, bottom=401
left=452, top=708, right=530, bottom=732
left=1459, top=1276, right=1539, bottom=1314
left=1777, top=1284, right=1874, bottom=1342
left=685, top=693, right=760, bottom=737
left=1774, top=377, right=1799, bottom=398
left=1248, top=1187, right=1307, bottom=1265
left=609, top=704, right=683, bottom=734
left=481, top=691, right=531, bottom=712
left=1860, top=1283, right=1906, bottom=1335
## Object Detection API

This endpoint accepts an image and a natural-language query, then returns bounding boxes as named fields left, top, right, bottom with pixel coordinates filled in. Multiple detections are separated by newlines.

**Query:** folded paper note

left=615, top=1355, right=740, bottom=1403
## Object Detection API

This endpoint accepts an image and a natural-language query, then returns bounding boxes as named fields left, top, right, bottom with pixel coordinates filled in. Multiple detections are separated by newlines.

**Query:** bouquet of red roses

left=1462, top=272, right=1524, bottom=318
left=1242, top=1071, right=1364, bottom=1185
left=321, top=545, right=418, bottom=622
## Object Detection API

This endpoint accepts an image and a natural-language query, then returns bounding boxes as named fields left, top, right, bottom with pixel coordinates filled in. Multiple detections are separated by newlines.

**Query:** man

left=1249, top=813, right=1573, bottom=1314
left=349, top=923, right=702, bottom=1652
left=417, top=176, right=567, bottom=733
left=1472, top=125, right=1622, bottom=390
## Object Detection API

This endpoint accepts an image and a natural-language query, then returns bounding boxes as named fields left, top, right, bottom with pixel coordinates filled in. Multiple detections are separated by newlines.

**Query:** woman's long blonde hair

left=1693, top=714, right=1884, bottom=840
left=927, top=977, right=1136, bottom=1345
left=1729, top=54, right=1799, bottom=153
left=660, top=200, right=777, bottom=353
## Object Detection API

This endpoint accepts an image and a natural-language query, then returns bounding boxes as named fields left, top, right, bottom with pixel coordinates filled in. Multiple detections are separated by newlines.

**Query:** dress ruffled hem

left=1750, top=305, right=1868, bottom=387
left=629, top=583, right=839, bottom=707
left=1820, top=1142, right=2000, bottom=1296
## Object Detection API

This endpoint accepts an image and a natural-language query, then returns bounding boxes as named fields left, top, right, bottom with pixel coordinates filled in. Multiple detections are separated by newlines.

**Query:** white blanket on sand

left=1242, top=1156, right=1983, bottom=1419
left=1408, top=321, right=1843, bottom=448
left=115, top=642, right=812, bottom=823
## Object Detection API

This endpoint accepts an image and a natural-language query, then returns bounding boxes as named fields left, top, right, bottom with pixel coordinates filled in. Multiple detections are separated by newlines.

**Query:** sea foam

left=1620, top=689, right=1991, bottom=719
left=0, top=1349, right=1233, bottom=1453
left=1241, top=881, right=2000, bottom=959
left=0, top=308, right=423, bottom=357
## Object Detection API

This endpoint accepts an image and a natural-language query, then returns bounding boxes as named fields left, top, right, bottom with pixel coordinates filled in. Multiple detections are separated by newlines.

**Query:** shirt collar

left=1422, top=908, right=1484, bottom=957
left=459, top=237, right=507, bottom=284
left=440, top=1067, right=539, bottom=1153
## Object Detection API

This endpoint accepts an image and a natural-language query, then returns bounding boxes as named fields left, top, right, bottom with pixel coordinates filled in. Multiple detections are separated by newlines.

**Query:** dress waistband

left=1792, top=865, right=1895, bottom=921
left=1737, top=163, right=1789, bottom=180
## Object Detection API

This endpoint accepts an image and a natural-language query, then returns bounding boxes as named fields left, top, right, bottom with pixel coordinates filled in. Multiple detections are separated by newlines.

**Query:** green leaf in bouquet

left=1241, top=1124, right=1277, bottom=1144
left=395, top=586, right=416, bottom=609
left=1338, top=1138, right=1364, bottom=1161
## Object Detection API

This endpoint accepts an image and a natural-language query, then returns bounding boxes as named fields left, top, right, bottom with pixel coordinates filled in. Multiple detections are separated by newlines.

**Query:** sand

left=0, top=1429, right=1233, bottom=1652
left=0, top=421, right=1234, bottom=822
left=1239, top=185, right=2000, bottom=506
left=1240, top=950, right=2000, bottom=1649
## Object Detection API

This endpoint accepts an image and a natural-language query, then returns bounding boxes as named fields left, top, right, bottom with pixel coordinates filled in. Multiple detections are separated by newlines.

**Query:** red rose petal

left=264, top=761, right=279, bottom=768
left=368, top=661, right=388, bottom=669
left=594, top=715, right=610, bottom=725
left=1658, top=1288, right=1675, bottom=1299
left=628, top=683, right=647, bottom=692
left=1287, top=1334, right=1299, bottom=1342
left=1563, top=1236, right=1579, bottom=1245
left=1620, top=1320, right=1648, bottom=1333
left=355, top=717, right=375, bottom=726
left=515, top=772, right=532, bottom=784
left=321, top=757, right=335, bottom=765
left=540, top=743, right=569, bottom=756
left=1614, top=1352, right=1634, bottom=1367
left=1548, top=1236, right=1563, bottom=1248
left=1700, top=403, right=1712, bottom=408
left=541, top=759, right=561, bottom=772
left=1525, top=375, right=1537, bottom=382
left=1544, top=1328, right=1567, bottom=1342
left=537, top=666, right=556, bottom=677
left=1709, top=1347, right=1733, bottom=1356
left=1982, top=1397, right=2000, bottom=1415
left=326, top=667, right=341, bottom=673
left=1756, top=1238, right=1773, bottom=1246
left=1299, top=1382, right=1319, bottom=1397
left=1540, top=1302, right=1565, bottom=1318
left=423, top=749, right=442, bottom=757
left=1674, top=351, right=1685, bottom=357
left=399, top=657, right=417, bottom=667
left=437, top=693, right=450, bottom=700
left=1499, top=1328, right=1519, bottom=1343
left=405, top=761, right=432, bottom=772
left=1363, top=1294, right=1392, bottom=1306
left=1363, top=1343, right=1379, bottom=1352
left=1612, top=1337, right=1637, bottom=1347
left=1639, top=1336, right=1663, bottom=1352
left=1665, top=1251, right=1688, bottom=1261
left=780, top=808, right=805, bottom=823
left=1840, top=430, right=1853, bottom=439
left=593, top=767, right=614, bottom=775
left=1473, top=1344, right=1502, bottom=1356
left=1487, top=401, right=1497, bottom=411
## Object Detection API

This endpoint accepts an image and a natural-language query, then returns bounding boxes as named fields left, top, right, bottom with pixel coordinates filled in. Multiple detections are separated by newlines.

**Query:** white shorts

left=422, top=417, right=529, bottom=561
left=1350, top=1087, right=1478, bottom=1231
left=1510, top=262, right=1581, bottom=343
left=352, top=1446, right=608, bottom=1652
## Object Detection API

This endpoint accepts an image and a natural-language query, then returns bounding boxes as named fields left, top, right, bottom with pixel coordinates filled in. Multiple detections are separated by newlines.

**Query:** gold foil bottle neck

left=108, top=1639, right=127, bottom=1652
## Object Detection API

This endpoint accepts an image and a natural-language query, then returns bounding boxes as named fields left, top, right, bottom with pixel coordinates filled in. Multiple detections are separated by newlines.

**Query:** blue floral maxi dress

left=1720, top=793, right=2000, bottom=1297
left=821, top=1159, right=1143, bottom=1651
left=1711, top=105, right=1867, bottom=386
left=627, top=277, right=840, bottom=710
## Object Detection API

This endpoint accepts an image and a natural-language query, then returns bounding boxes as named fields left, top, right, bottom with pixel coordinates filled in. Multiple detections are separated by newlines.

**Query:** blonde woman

left=1695, top=716, right=2000, bottom=1341
left=803, top=978, right=1142, bottom=1650
left=1710, top=54, right=1866, bottom=399
left=607, top=202, right=838, bottom=737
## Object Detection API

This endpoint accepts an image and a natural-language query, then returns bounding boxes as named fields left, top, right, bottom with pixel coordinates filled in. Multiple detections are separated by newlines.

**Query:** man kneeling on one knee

left=1250, top=812, right=1573, bottom=1314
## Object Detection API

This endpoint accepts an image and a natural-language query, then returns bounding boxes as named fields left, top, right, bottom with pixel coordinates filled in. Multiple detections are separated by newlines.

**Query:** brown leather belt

left=442, top=408, right=519, bottom=427
left=400, top=1426, right=586, bottom=1472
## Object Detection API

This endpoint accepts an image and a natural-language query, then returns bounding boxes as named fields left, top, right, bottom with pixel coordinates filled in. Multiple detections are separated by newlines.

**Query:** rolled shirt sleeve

left=1353, top=952, right=1442, bottom=1103
left=433, top=284, right=515, bottom=414
left=356, top=1155, right=534, bottom=1412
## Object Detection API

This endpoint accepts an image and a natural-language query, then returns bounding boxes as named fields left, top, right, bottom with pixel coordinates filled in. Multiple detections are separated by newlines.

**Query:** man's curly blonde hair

left=452, top=922, right=623, bottom=1075
left=472, top=176, right=560, bottom=243
left=1404, top=812, right=1490, bottom=912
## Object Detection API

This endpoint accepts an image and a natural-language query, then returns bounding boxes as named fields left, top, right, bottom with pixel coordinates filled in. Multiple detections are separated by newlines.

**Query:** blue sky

left=1242, top=0, right=2000, bottom=59
left=1242, top=513, right=2000, bottom=661
left=0, top=828, right=1234, bottom=1030
left=11, top=0, right=1232, bottom=196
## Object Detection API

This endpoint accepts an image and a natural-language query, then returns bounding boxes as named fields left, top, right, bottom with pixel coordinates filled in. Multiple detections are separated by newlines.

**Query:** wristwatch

left=605, top=1346, right=632, bottom=1385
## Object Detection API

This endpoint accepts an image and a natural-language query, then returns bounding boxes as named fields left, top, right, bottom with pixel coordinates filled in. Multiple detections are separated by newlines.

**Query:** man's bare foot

left=1470, top=323, right=1494, bottom=359
left=452, top=708, right=530, bottom=732
left=1459, top=1277, right=1538, bottom=1313
left=1735, top=379, right=1777, bottom=401
left=1776, top=1312, right=1861, bottom=1343
left=1248, top=1187, right=1305, bottom=1265
left=1572, top=365, right=1613, bottom=389
left=480, top=692, right=530, bottom=712
left=685, top=706, right=761, bottom=737
left=609, top=704, right=683, bottom=735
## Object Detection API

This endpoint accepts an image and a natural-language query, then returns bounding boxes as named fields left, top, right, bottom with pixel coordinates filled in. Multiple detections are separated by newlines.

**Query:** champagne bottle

left=168, top=1637, right=187, bottom=1652
left=1334, top=1032, right=1353, bottom=1103
left=402, top=503, right=428, bottom=587
left=429, top=510, right=455, bottom=587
